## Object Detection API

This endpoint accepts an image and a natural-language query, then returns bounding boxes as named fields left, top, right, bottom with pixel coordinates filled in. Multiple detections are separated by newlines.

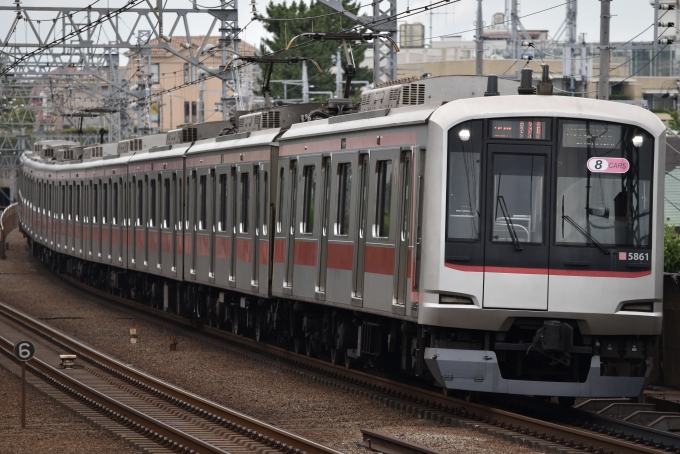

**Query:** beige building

left=125, top=37, right=257, bottom=132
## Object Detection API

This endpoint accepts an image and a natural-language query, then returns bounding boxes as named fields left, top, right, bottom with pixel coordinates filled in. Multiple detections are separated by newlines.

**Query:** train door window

left=219, top=174, right=227, bottom=232
left=240, top=172, right=249, bottom=233
left=94, top=183, right=99, bottom=223
left=199, top=175, right=207, bottom=230
left=374, top=160, right=393, bottom=238
left=163, top=178, right=171, bottom=229
left=68, top=185, right=73, bottom=220
left=301, top=165, right=316, bottom=234
left=129, top=181, right=134, bottom=226
left=84, top=184, right=89, bottom=222
left=103, top=183, right=108, bottom=224
left=113, top=182, right=118, bottom=225
left=61, top=185, right=66, bottom=219
left=336, top=163, right=352, bottom=235
left=150, top=178, right=157, bottom=228
left=277, top=167, right=284, bottom=233
left=262, top=170, right=268, bottom=236
left=76, top=185, right=81, bottom=221
left=48, top=183, right=52, bottom=216
left=137, top=179, right=144, bottom=226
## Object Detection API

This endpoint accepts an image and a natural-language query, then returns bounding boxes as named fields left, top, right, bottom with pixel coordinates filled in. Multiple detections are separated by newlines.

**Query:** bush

left=664, top=223, right=680, bottom=273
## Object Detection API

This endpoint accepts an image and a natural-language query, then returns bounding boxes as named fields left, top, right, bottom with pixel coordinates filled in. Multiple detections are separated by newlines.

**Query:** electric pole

left=598, top=0, right=611, bottom=100
left=512, top=0, right=520, bottom=79
left=476, top=0, right=483, bottom=75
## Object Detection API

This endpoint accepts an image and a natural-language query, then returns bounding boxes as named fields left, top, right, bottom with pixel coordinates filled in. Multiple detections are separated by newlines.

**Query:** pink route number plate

left=587, top=157, right=630, bottom=173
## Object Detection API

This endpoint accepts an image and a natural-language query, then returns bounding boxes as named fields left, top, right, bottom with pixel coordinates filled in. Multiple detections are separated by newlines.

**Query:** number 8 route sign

left=13, top=340, right=35, bottom=361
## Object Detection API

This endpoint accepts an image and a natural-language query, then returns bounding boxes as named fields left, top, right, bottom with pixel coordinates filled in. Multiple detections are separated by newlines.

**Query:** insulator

left=521, top=41, right=534, bottom=47
left=658, top=38, right=674, bottom=44
left=521, top=54, right=533, bottom=61
left=659, top=22, right=675, bottom=27
left=659, top=4, right=675, bottom=10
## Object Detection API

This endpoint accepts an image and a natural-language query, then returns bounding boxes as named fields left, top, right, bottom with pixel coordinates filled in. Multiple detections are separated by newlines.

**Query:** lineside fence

left=0, top=203, right=19, bottom=259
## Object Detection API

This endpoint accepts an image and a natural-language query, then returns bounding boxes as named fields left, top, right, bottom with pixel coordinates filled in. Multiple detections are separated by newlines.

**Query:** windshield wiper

left=562, top=215, right=611, bottom=254
left=496, top=196, right=523, bottom=251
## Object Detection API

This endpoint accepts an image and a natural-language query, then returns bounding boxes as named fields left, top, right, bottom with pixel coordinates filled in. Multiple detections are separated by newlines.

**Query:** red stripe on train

left=327, top=242, right=353, bottom=271
left=294, top=240, right=317, bottom=267
left=364, top=245, right=394, bottom=275
left=444, top=262, right=651, bottom=277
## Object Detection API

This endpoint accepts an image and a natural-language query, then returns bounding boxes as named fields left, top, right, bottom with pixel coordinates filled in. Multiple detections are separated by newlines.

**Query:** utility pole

left=476, top=0, right=483, bottom=75
left=302, top=61, right=310, bottom=103
left=653, top=0, right=659, bottom=77
left=335, top=50, right=343, bottom=98
left=512, top=0, right=520, bottom=79
left=581, top=33, right=587, bottom=98
left=566, top=1, right=577, bottom=96
left=598, top=0, right=611, bottom=100
left=198, top=76, right=205, bottom=124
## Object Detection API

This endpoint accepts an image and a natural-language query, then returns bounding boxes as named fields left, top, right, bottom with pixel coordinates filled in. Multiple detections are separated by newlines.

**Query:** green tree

left=258, top=0, right=373, bottom=103
left=665, top=223, right=680, bottom=273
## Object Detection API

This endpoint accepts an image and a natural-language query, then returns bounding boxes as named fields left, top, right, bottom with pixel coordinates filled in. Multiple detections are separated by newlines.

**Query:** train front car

left=420, top=96, right=665, bottom=398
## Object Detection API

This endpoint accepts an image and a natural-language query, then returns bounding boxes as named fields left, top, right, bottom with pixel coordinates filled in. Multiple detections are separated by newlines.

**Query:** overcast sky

left=1, top=0, right=664, bottom=57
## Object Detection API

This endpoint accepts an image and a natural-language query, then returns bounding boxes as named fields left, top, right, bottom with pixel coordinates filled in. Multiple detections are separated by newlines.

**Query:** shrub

left=664, top=223, right=680, bottom=273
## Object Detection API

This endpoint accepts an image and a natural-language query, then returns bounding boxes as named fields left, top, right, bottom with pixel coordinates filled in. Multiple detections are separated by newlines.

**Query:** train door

left=251, top=165, right=260, bottom=292
left=482, top=144, right=551, bottom=310
left=111, top=179, right=120, bottom=264
left=272, top=162, right=288, bottom=295
left=393, top=149, right=413, bottom=313
left=174, top=170, right=182, bottom=277
left=160, top=172, right=175, bottom=276
left=129, top=178, right=137, bottom=268
left=283, top=160, right=297, bottom=295
left=193, top=167, right=211, bottom=283
left=235, top=162, right=255, bottom=291
left=103, top=179, right=111, bottom=263
left=257, top=162, right=271, bottom=296
left=47, top=182, right=53, bottom=247
left=214, top=165, right=231, bottom=287
left=351, top=153, right=370, bottom=307
left=85, top=180, right=92, bottom=258
left=75, top=182, right=82, bottom=256
left=326, top=153, right=359, bottom=306
left=148, top=174, right=161, bottom=273
left=209, top=169, right=216, bottom=284
left=93, top=179, right=101, bottom=261
left=186, top=170, right=197, bottom=280
left=315, top=157, right=331, bottom=300
left=362, top=148, right=401, bottom=313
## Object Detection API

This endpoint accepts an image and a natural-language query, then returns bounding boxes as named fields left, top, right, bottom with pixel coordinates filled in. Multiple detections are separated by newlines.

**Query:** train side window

left=219, top=174, right=227, bottom=232
left=277, top=167, right=284, bottom=233
left=103, top=183, right=108, bottom=224
left=336, top=163, right=352, bottom=236
left=240, top=172, right=249, bottom=233
left=262, top=171, right=268, bottom=236
left=374, top=160, right=393, bottom=238
left=301, top=165, right=316, bottom=234
left=150, top=178, right=157, bottom=228
left=199, top=175, right=207, bottom=230
left=113, top=182, right=118, bottom=225
left=163, top=178, right=171, bottom=229
left=137, top=179, right=144, bottom=226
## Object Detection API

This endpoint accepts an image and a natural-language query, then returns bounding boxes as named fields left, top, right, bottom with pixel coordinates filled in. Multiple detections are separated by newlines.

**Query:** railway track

left=0, top=302, right=342, bottom=454
left=42, top=274, right=680, bottom=454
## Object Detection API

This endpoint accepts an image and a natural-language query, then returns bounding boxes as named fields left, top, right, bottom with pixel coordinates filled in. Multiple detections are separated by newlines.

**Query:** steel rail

left=0, top=334, right=226, bottom=454
left=50, top=275, right=668, bottom=454
left=359, top=429, right=446, bottom=454
left=0, top=302, right=342, bottom=454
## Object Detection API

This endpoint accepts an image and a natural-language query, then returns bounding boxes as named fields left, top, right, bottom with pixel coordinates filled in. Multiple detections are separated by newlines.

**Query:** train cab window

left=262, top=171, right=268, bottom=236
left=301, top=165, right=316, bottom=234
left=277, top=167, right=285, bottom=233
left=336, top=163, right=352, bottom=236
left=374, top=160, right=392, bottom=238
left=103, top=183, right=108, bottom=224
left=163, top=178, right=171, bottom=229
left=199, top=175, right=207, bottom=230
left=137, top=180, right=144, bottom=226
left=446, top=121, right=483, bottom=242
left=240, top=172, right=249, bottom=233
left=219, top=174, right=227, bottom=232
left=113, top=183, right=118, bottom=225
left=491, top=154, right=545, bottom=244
left=555, top=120, right=653, bottom=248
left=150, top=179, right=157, bottom=228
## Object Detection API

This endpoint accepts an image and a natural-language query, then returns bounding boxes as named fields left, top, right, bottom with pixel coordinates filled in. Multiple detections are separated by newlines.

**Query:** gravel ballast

left=0, top=230, right=542, bottom=454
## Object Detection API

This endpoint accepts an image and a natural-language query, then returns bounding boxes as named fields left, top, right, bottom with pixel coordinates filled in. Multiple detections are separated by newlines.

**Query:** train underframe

left=31, top=238, right=655, bottom=399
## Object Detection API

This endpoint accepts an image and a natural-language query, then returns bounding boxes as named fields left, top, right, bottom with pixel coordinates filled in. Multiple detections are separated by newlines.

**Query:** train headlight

left=620, top=302, right=653, bottom=312
left=632, top=135, right=643, bottom=147
left=458, top=129, right=471, bottom=141
left=439, top=294, right=473, bottom=305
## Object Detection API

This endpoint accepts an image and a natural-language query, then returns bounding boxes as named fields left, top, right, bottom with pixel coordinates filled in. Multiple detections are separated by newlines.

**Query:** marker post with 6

left=13, top=340, right=35, bottom=429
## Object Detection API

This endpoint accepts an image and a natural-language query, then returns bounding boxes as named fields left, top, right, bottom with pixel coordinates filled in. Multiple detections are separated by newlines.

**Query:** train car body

left=18, top=74, right=665, bottom=399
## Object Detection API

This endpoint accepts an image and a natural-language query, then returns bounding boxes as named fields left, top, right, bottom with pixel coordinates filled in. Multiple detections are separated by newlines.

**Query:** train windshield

left=555, top=120, right=654, bottom=248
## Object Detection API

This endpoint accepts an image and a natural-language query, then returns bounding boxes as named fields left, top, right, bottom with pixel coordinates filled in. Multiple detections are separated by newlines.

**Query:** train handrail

left=0, top=202, right=19, bottom=260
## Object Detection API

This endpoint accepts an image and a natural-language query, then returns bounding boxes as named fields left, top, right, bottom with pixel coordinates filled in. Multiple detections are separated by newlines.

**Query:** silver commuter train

left=19, top=73, right=665, bottom=399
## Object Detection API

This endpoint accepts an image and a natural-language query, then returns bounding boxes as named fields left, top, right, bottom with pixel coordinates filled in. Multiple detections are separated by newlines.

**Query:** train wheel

left=330, top=348, right=342, bottom=365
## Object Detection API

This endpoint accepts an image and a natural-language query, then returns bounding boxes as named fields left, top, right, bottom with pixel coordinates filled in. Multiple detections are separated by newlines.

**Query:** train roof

left=187, top=129, right=281, bottom=155
left=429, top=95, right=666, bottom=136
